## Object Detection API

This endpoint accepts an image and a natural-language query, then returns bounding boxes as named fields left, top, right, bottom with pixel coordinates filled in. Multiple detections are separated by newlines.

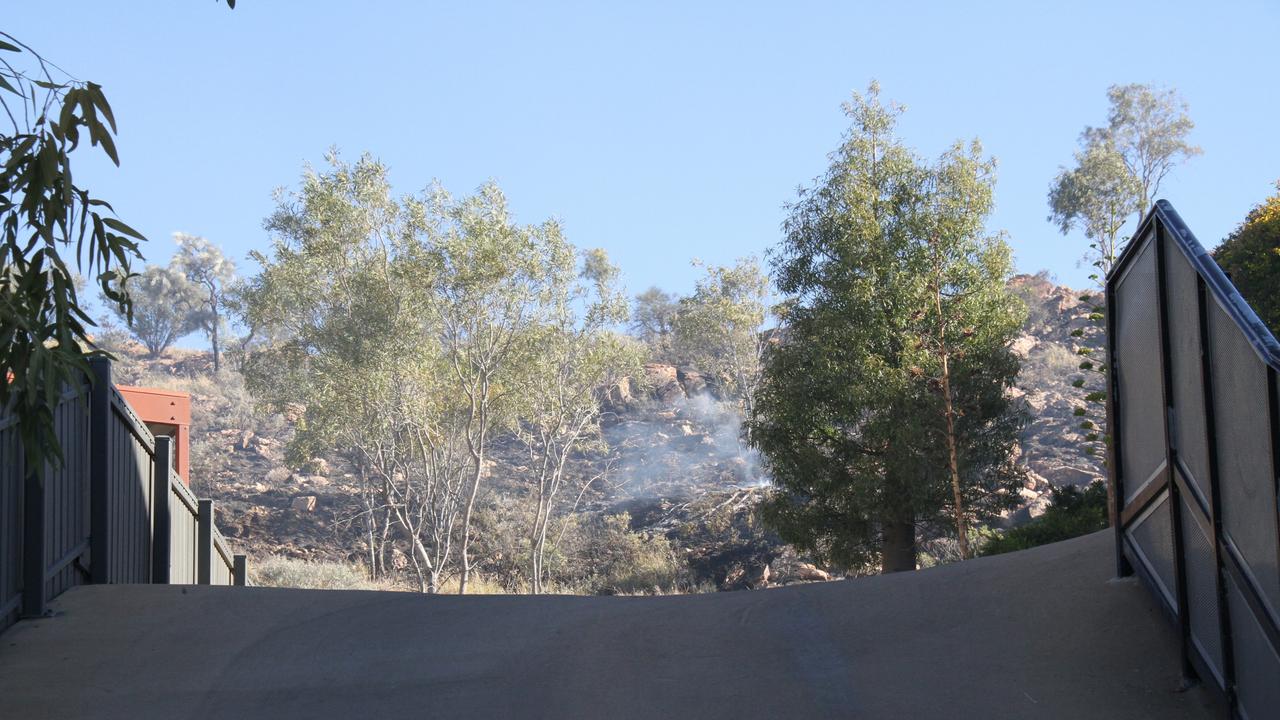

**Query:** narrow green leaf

left=102, top=217, right=145, bottom=241
left=96, top=125, right=119, bottom=165
left=86, top=83, right=116, bottom=133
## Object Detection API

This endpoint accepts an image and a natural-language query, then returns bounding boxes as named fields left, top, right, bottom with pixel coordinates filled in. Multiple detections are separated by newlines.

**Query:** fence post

left=88, top=357, right=112, bottom=584
left=1105, top=266, right=1132, bottom=578
left=197, top=499, right=213, bottom=585
left=152, top=437, right=173, bottom=584
left=20, top=466, right=45, bottom=618
left=233, top=555, right=247, bottom=586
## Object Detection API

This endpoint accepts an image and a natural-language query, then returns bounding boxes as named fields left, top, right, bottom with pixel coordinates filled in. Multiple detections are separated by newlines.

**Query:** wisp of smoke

left=603, top=393, right=767, bottom=498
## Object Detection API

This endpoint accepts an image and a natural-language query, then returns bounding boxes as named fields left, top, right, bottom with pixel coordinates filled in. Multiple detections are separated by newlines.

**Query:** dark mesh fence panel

left=1112, top=203, right=1280, bottom=712
left=1163, top=238, right=1210, bottom=505
left=1226, top=573, right=1280, bottom=720
left=1179, top=499, right=1223, bottom=680
left=1127, top=492, right=1177, bottom=610
left=1209, top=299, right=1280, bottom=618
left=1116, top=235, right=1166, bottom=502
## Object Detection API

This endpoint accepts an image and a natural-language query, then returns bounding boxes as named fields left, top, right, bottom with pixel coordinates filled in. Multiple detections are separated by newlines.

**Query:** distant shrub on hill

left=572, top=513, right=686, bottom=595
left=980, top=482, right=1108, bottom=556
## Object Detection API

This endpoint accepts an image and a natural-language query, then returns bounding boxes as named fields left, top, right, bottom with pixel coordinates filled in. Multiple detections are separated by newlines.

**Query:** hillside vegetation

left=95, top=270, right=1104, bottom=594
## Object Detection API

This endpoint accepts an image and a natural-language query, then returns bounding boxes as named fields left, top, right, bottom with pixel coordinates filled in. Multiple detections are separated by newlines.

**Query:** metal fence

left=1109, top=201, right=1280, bottom=719
left=1, top=358, right=245, bottom=633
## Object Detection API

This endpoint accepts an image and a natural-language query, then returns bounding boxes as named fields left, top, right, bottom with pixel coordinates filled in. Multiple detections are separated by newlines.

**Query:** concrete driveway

left=0, top=531, right=1223, bottom=719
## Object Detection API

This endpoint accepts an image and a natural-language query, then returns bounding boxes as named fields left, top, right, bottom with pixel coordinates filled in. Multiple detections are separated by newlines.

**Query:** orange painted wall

left=116, top=385, right=191, bottom=485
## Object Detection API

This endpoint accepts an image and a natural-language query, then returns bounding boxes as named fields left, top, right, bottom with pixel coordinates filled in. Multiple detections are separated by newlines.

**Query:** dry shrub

left=251, top=556, right=395, bottom=590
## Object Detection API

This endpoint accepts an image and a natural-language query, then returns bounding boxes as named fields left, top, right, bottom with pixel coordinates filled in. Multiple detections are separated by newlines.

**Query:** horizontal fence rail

left=1108, top=200, right=1280, bottom=720
left=1, top=358, right=246, bottom=634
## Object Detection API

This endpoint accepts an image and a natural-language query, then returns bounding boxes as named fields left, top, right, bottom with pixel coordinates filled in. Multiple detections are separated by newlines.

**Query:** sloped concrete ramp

left=0, top=531, right=1223, bottom=719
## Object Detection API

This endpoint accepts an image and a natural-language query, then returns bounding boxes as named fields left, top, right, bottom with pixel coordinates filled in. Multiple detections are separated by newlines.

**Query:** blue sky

left=8, top=1, right=1279, bottom=316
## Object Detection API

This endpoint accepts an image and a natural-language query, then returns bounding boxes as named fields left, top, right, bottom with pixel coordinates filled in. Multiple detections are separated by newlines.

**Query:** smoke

left=603, top=392, right=767, bottom=499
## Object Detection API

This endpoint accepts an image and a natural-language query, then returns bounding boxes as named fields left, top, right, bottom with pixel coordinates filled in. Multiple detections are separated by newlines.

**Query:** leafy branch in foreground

left=0, top=33, right=145, bottom=475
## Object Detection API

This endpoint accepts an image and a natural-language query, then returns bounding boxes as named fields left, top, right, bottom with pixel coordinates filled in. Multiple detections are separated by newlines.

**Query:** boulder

left=605, top=377, right=636, bottom=408
left=1010, top=335, right=1038, bottom=358
left=793, top=562, right=831, bottom=582
left=676, top=367, right=712, bottom=397
left=644, top=364, right=684, bottom=403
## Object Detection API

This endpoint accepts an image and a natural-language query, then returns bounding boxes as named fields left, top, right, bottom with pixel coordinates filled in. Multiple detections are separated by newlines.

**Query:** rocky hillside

left=100, top=274, right=1106, bottom=590
left=1006, top=273, right=1107, bottom=520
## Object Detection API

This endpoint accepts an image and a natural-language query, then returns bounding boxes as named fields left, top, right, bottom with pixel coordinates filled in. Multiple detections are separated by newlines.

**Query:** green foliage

left=0, top=34, right=145, bottom=475
left=671, top=257, right=770, bottom=409
left=630, top=286, right=679, bottom=360
left=1214, top=184, right=1280, bottom=336
left=571, top=513, right=684, bottom=594
left=1048, top=140, right=1141, bottom=277
left=172, top=233, right=237, bottom=371
left=106, top=264, right=202, bottom=357
left=512, top=247, right=645, bottom=592
left=240, top=151, right=639, bottom=593
left=980, top=482, right=1109, bottom=556
left=1084, top=84, right=1201, bottom=221
left=750, top=83, right=1026, bottom=571
left=1047, top=84, right=1199, bottom=462
left=1050, top=84, right=1200, bottom=273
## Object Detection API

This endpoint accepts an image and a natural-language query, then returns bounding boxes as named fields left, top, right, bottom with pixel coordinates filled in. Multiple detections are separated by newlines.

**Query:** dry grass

left=251, top=556, right=399, bottom=591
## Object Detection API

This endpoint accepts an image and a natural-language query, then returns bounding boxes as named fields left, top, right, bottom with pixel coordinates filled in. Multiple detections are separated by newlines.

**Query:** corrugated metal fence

left=1, top=358, right=245, bottom=633
left=1109, top=201, right=1280, bottom=719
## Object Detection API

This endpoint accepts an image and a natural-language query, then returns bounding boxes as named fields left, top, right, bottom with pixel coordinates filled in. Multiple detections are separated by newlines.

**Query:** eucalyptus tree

left=751, top=84, right=1024, bottom=572
left=671, top=257, right=770, bottom=415
left=514, top=248, right=644, bottom=592
left=242, top=154, right=585, bottom=593
left=422, top=181, right=580, bottom=594
left=1084, top=84, right=1201, bottom=224
left=106, top=264, right=203, bottom=358
left=241, top=152, right=469, bottom=591
left=1049, top=84, right=1199, bottom=279
left=907, top=143, right=1028, bottom=559
left=1047, top=141, right=1142, bottom=282
left=1047, top=84, right=1198, bottom=459
left=1, top=34, right=145, bottom=474
left=173, top=233, right=237, bottom=371
left=630, top=286, right=679, bottom=361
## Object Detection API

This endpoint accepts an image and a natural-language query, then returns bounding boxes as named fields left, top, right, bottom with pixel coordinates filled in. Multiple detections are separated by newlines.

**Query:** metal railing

left=1108, top=200, right=1280, bottom=719
left=1, top=357, right=246, bottom=633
